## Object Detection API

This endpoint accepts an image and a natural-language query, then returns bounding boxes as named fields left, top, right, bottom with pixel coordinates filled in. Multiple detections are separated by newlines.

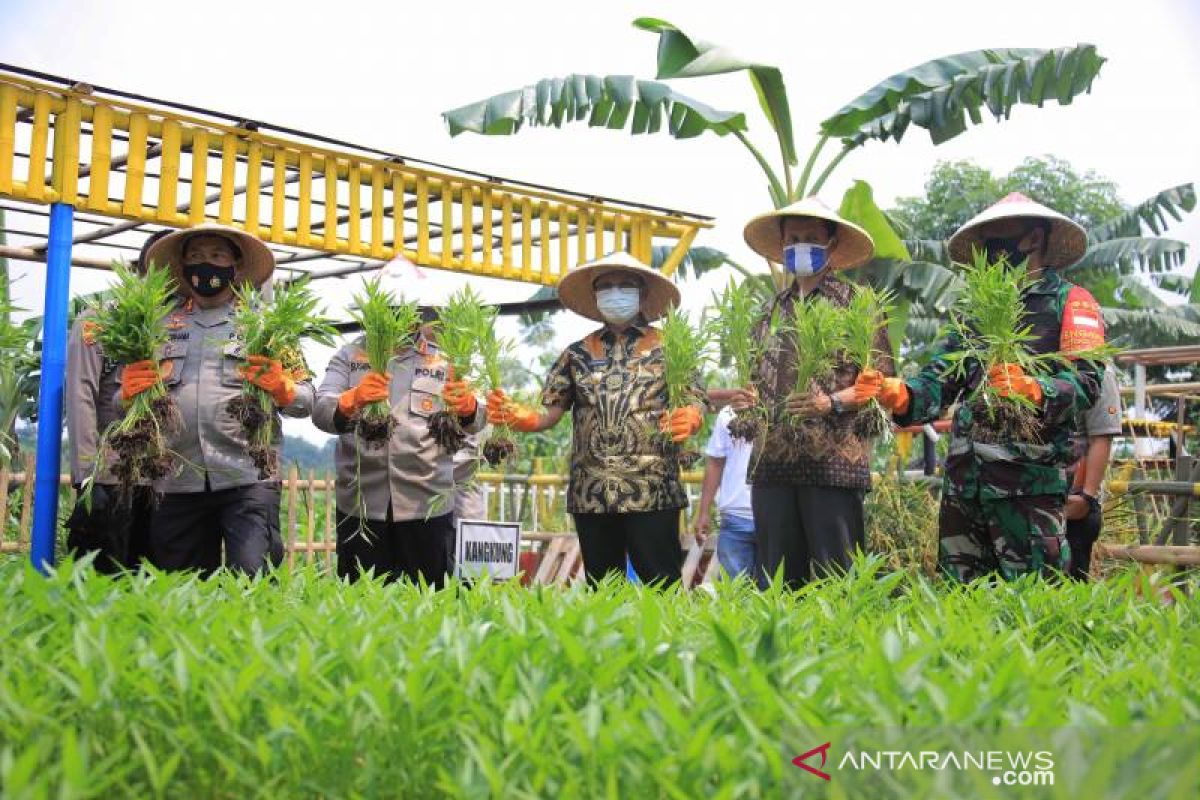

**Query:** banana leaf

left=821, top=45, right=1105, bottom=147
left=443, top=74, right=745, bottom=140
left=633, top=17, right=796, bottom=165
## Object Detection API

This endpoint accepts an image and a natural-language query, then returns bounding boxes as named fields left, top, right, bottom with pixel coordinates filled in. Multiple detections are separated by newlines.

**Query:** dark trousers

left=149, top=483, right=280, bottom=575
left=336, top=508, right=452, bottom=589
left=1065, top=507, right=1102, bottom=581
left=751, top=484, right=865, bottom=589
left=65, top=484, right=154, bottom=574
left=266, top=482, right=284, bottom=565
left=572, top=508, right=683, bottom=588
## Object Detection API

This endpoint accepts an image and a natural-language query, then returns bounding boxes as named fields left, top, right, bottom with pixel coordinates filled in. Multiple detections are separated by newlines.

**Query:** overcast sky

left=2, top=0, right=1198, bottom=438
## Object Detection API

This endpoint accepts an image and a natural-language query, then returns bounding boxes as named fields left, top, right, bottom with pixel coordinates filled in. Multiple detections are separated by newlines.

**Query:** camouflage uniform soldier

left=873, top=194, right=1106, bottom=581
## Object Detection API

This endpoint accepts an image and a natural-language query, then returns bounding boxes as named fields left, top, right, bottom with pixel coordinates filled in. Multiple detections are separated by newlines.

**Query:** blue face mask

left=783, top=243, right=829, bottom=276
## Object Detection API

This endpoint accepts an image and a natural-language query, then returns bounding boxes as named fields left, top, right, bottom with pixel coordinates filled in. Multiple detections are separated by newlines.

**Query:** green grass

left=0, top=558, right=1196, bottom=798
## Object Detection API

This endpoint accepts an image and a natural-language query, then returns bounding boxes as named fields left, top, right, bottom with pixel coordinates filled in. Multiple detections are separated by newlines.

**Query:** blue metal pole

left=29, top=202, right=74, bottom=574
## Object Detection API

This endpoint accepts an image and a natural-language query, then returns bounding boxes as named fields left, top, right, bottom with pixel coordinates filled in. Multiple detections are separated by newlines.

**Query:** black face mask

left=183, top=262, right=236, bottom=297
left=982, top=237, right=1029, bottom=267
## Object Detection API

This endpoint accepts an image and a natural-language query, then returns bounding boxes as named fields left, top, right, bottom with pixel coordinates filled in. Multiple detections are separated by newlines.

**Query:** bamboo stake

left=306, top=468, right=316, bottom=567
left=285, top=465, right=299, bottom=570
left=18, top=453, right=34, bottom=548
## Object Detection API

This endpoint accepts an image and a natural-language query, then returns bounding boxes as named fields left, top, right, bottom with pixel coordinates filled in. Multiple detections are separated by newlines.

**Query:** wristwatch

left=829, top=393, right=846, bottom=416
left=1071, top=489, right=1101, bottom=516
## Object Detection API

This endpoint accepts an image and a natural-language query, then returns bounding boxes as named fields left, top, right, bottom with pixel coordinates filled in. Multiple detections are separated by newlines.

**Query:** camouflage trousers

left=938, top=493, right=1070, bottom=582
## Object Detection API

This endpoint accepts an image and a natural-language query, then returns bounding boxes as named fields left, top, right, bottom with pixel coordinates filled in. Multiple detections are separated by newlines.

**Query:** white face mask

left=595, top=287, right=641, bottom=324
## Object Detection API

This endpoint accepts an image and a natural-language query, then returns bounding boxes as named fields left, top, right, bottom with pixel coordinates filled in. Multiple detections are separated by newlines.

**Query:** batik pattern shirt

left=749, top=276, right=894, bottom=490
left=542, top=322, right=704, bottom=514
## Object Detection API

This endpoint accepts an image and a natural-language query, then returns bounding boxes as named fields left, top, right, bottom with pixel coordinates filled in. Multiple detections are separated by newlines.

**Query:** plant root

left=428, top=410, right=467, bottom=454
left=482, top=436, right=516, bottom=466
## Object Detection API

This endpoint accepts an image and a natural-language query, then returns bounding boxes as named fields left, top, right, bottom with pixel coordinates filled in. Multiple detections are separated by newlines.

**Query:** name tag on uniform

left=414, top=365, right=448, bottom=381
left=588, top=358, right=608, bottom=369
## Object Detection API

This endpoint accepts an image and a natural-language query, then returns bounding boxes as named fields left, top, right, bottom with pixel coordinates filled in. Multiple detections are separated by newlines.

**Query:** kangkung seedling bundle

left=428, top=287, right=485, bottom=454
left=946, top=251, right=1058, bottom=443
left=228, top=278, right=337, bottom=478
left=843, top=285, right=895, bottom=440
left=780, top=295, right=845, bottom=452
left=87, top=263, right=182, bottom=501
left=470, top=303, right=516, bottom=466
left=711, top=279, right=769, bottom=442
left=348, top=278, right=422, bottom=444
left=659, top=305, right=709, bottom=468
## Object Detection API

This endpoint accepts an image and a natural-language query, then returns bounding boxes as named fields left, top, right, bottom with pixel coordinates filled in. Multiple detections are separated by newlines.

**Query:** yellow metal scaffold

left=0, top=64, right=713, bottom=570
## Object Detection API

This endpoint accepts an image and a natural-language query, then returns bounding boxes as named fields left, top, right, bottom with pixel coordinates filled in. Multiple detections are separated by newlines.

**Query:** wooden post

left=18, top=453, right=35, bottom=549
left=1132, top=465, right=1150, bottom=545
left=285, top=465, right=299, bottom=570
left=306, top=469, right=316, bottom=566
left=324, top=470, right=335, bottom=574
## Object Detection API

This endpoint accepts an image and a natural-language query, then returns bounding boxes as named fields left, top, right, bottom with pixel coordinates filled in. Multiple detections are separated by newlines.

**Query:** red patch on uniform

left=1108, top=407, right=1117, bottom=415
left=421, top=398, right=434, bottom=411
left=1060, top=286, right=1105, bottom=354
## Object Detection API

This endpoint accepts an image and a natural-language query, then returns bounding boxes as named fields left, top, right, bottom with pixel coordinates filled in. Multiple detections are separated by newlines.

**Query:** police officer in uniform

left=119, top=224, right=313, bottom=574
left=313, top=316, right=485, bottom=587
left=872, top=194, right=1106, bottom=581
left=64, top=229, right=169, bottom=572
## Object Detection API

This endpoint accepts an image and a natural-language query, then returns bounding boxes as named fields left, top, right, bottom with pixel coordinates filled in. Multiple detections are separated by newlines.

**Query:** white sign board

left=454, top=519, right=522, bottom=580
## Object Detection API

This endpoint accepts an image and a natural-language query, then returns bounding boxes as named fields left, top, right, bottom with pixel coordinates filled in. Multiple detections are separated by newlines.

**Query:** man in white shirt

left=695, top=405, right=756, bottom=578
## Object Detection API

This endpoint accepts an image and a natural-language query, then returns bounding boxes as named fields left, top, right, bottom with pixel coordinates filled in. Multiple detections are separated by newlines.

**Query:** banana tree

left=443, top=17, right=1105, bottom=283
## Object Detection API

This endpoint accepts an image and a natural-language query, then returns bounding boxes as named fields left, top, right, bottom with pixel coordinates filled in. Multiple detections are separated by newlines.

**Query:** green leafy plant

left=776, top=295, right=845, bottom=455
left=710, top=279, right=769, bottom=441
left=85, top=262, right=181, bottom=502
left=785, top=296, right=845, bottom=406
left=470, top=303, right=516, bottom=466
left=2, top=558, right=1196, bottom=797
left=429, top=286, right=485, bottom=454
left=944, top=251, right=1065, bottom=443
left=348, top=278, right=423, bottom=444
left=228, top=278, right=337, bottom=478
left=659, top=305, right=709, bottom=467
left=842, top=285, right=895, bottom=440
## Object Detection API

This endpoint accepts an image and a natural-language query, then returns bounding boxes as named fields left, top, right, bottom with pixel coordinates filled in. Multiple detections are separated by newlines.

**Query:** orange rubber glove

left=487, top=389, right=541, bottom=432
left=878, top=377, right=911, bottom=415
left=338, top=371, right=390, bottom=417
left=853, top=368, right=884, bottom=404
left=442, top=379, right=478, bottom=417
left=239, top=355, right=296, bottom=407
left=120, top=360, right=172, bottom=402
left=988, top=363, right=1043, bottom=405
left=486, top=388, right=510, bottom=424
left=660, top=407, right=702, bottom=443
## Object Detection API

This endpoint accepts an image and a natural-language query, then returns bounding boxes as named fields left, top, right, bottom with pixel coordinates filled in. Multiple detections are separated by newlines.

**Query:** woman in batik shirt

left=487, top=253, right=704, bottom=586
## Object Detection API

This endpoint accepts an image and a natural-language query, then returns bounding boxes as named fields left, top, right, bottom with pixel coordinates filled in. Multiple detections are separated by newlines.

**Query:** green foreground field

left=0, top=558, right=1197, bottom=799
